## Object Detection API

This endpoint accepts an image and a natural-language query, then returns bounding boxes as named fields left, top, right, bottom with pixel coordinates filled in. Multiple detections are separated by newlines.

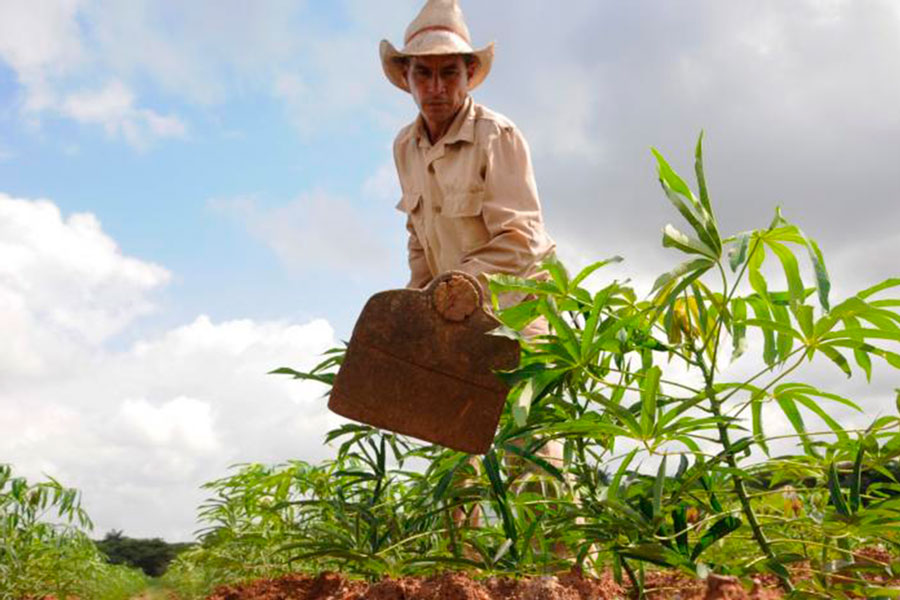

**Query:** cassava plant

left=484, top=132, right=900, bottom=596
left=170, top=134, right=900, bottom=598
left=0, top=464, right=147, bottom=600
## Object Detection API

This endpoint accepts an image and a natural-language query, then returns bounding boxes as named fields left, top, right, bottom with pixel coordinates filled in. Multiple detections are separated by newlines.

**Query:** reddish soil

left=203, top=547, right=900, bottom=600
left=204, top=569, right=784, bottom=600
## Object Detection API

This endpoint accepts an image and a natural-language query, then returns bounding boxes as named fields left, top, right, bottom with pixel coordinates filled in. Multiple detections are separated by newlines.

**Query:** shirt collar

left=416, top=96, right=476, bottom=149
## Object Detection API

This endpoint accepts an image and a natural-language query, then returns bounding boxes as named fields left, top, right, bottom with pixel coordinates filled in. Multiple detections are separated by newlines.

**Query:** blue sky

left=1, top=0, right=899, bottom=540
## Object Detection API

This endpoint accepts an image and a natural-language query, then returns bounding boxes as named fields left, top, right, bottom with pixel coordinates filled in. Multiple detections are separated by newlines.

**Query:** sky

left=1, top=0, right=898, bottom=541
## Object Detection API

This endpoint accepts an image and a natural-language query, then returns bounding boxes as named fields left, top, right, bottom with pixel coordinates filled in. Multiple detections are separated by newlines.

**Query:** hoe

left=329, top=271, right=520, bottom=454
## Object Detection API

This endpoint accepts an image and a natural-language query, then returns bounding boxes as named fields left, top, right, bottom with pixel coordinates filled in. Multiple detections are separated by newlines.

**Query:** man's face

left=405, top=54, right=476, bottom=130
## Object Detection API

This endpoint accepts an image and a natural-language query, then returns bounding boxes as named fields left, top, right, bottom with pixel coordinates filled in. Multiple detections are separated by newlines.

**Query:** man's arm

left=405, top=215, right=433, bottom=289
left=457, top=125, right=555, bottom=291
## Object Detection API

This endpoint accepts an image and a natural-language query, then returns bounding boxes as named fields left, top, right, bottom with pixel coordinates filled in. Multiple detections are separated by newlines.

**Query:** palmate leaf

left=756, top=213, right=832, bottom=311
left=652, top=146, right=721, bottom=256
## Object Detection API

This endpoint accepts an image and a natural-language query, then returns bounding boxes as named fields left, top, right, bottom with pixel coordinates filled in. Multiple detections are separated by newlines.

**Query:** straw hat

left=380, top=0, right=495, bottom=93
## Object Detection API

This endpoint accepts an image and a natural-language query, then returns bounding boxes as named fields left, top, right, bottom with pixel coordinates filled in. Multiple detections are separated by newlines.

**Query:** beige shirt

left=393, top=96, right=556, bottom=304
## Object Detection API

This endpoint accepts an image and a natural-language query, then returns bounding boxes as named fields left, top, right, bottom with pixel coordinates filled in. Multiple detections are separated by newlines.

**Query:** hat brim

left=380, top=37, right=494, bottom=93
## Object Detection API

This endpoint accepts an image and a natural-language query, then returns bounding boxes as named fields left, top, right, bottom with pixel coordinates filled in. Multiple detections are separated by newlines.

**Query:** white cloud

left=116, top=397, right=219, bottom=453
left=0, top=0, right=187, bottom=147
left=0, top=194, right=170, bottom=376
left=60, top=80, right=186, bottom=147
left=0, top=0, right=416, bottom=143
left=0, top=0, right=86, bottom=112
left=211, top=191, right=394, bottom=278
left=0, top=194, right=343, bottom=540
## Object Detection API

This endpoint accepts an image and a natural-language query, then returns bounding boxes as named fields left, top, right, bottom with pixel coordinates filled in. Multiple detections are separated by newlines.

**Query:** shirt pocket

left=395, top=191, right=423, bottom=214
left=442, top=188, right=484, bottom=218
left=440, top=189, right=490, bottom=252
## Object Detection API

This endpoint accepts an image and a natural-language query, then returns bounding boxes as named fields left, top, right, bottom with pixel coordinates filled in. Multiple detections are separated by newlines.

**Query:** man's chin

left=422, top=105, right=452, bottom=120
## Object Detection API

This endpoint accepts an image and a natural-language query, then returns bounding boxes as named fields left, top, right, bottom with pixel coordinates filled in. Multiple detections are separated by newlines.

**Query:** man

left=380, top=0, right=556, bottom=335
left=380, top=0, right=566, bottom=535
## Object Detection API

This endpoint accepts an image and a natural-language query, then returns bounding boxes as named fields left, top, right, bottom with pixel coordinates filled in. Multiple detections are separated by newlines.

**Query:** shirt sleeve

left=457, top=125, right=555, bottom=296
left=405, top=215, right=433, bottom=289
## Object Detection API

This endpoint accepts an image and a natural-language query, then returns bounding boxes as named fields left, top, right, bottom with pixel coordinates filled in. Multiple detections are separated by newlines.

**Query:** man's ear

left=466, top=59, right=477, bottom=81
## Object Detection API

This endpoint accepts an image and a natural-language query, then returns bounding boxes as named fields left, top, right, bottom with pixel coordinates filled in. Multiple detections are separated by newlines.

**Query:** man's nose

left=428, top=73, right=445, bottom=94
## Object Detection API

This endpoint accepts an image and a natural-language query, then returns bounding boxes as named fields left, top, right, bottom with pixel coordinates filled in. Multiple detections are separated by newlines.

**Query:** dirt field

left=203, top=569, right=787, bottom=600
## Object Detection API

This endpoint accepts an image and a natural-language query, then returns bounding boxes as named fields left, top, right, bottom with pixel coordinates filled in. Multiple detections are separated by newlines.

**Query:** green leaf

left=804, top=235, right=831, bottom=312
left=662, top=224, right=717, bottom=258
left=858, top=278, right=900, bottom=300
left=501, top=442, right=565, bottom=483
left=651, top=258, right=715, bottom=296
left=850, top=444, right=864, bottom=514
left=543, top=254, right=570, bottom=294
left=828, top=462, right=851, bottom=517
left=731, top=297, right=748, bottom=362
left=617, top=543, right=691, bottom=569
left=790, top=393, right=848, bottom=444
left=772, top=304, right=795, bottom=362
left=818, top=345, right=853, bottom=378
left=748, top=242, right=769, bottom=301
left=729, top=232, right=752, bottom=272
left=581, top=285, right=614, bottom=362
left=672, top=505, right=690, bottom=557
left=751, top=392, right=770, bottom=455
left=537, top=298, right=580, bottom=362
left=766, top=240, right=805, bottom=305
left=487, top=273, right=560, bottom=296
left=640, top=366, right=663, bottom=436
left=607, top=448, right=638, bottom=501
left=746, top=297, right=778, bottom=366
left=823, top=327, right=900, bottom=343
left=652, top=147, right=721, bottom=255
left=570, top=256, right=624, bottom=289
left=691, top=516, right=741, bottom=562
left=776, top=395, right=811, bottom=452
left=497, top=299, right=541, bottom=332
left=694, top=131, right=717, bottom=227
left=511, top=381, right=533, bottom=427
left=653, top=456, right=667, bottom=520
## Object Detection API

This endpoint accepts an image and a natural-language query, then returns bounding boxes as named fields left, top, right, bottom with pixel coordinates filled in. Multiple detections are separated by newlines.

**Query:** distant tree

left=95, top=531, right=193, bottom=577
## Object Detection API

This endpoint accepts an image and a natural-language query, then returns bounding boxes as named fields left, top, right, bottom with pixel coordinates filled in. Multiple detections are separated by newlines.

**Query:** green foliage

left=166, top=134, right=900, bottom=599
left=0, top=464, right=147, bottom=600
left=96, top=529, right=192, bottom=576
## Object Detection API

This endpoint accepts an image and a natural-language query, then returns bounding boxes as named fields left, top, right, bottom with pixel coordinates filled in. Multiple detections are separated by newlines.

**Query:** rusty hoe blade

left=329, top=271, right=520, bottom=454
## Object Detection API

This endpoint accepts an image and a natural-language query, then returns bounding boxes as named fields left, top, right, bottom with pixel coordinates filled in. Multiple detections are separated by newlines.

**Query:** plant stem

left=696, top=354, right=795, bottom=593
